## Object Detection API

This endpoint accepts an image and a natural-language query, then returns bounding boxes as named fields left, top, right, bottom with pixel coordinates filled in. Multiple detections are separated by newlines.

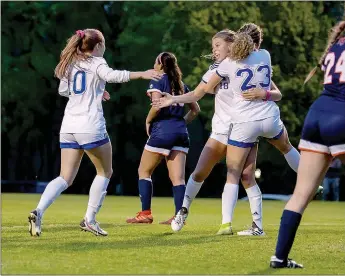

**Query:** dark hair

left=229, top=23, right=263, bottom=61
left=158, top=52, right=184, bottom=95
left=238, top=23, right=263, bottom=48
left=304, top=20, right=345, bottom=84
left=55, top=29, right=104, bottom=79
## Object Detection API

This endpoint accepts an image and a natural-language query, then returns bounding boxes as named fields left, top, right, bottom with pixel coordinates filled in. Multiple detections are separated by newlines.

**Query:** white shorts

left=60, top=133, right=110, bottom=150
left=210, top=132, right=228, bottom=146
left=229, top=116, right=284, bottom=148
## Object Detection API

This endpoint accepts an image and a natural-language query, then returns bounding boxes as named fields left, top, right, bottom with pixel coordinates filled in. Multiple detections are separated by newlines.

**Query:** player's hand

left=141, top=69, right=162, bottom=81
left=151, top=92, right=174, bottom=109
left=242, top=88, right=266, bottom=101
left=102, top=90, right=111, bottom=101
left=146, top=122, right=151, bottom=137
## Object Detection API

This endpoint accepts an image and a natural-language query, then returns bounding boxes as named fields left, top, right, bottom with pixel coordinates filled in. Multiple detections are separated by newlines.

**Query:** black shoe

left=270, top=256, right=303, bottom=268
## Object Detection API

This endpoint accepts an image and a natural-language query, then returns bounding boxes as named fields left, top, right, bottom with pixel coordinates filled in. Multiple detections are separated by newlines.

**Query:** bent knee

left=59, top=174, right=74, bottom=186
left=104, top=168, right=113, bottom=179
left=96, top=167, right=113, bottom=179
left=169, top=174, right=185, bottom=186
left=192, top=171, right=207, bottom=183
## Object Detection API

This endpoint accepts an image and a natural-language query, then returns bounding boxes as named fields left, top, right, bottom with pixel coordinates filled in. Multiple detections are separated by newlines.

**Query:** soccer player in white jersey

left=28, top=29, right=161, bottom=237
left=154, top=23, right=305, bottom=235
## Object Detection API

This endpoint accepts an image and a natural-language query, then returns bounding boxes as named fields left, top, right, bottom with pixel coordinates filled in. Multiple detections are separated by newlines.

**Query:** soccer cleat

left=159, top=216, right=175, bottom=225
left=28, top=209, right=42, bottom=237
left=270, top=255, right=303, bottom=269
left=216, top=222, right=233, bottom=235
left=126, top=210, right=153, bottom=224
left=80, top=218, right=108, bottom=236
left=171, top=207, right=188, bottom=232
left=237, top=221, right=265, bottom=236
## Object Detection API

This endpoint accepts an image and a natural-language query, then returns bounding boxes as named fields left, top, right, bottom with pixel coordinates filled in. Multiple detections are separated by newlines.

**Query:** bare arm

left=152, top=73, right=223, bottom=108
left=184, top=101, right=201, bottom=124
left=269, top=81, right=282, bottom=101
left=242, top=81, right=282, bottom=101
left=172, top=73, right=223, bottom=104
left=145, top=92, right=161, bottom=136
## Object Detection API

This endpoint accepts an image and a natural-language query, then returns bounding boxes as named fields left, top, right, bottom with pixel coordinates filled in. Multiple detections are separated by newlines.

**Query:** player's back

left=148, top=74, right=188, bottom=134
left=59, top=56, right=107, bottom=133
left=311, top=37, right=345, bottom=115
left=299, top=36, right=345, bottom=156
left=217, top=49, right=279, bottom=123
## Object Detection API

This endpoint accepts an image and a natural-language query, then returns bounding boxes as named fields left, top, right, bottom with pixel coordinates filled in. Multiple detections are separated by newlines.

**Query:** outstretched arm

left=97, top=64, right=162, bottom=83
left=152, top=73, right=223, bottom=108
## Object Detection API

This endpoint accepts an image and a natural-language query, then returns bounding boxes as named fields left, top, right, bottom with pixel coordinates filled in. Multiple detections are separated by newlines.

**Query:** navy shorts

left=145, top=132, right=190, bottom=156
left=299, top=108, right=345, bottom=156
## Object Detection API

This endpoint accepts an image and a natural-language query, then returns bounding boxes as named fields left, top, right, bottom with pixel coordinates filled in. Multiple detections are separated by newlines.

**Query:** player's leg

left=267, top=126, right=300, bottom=172
left=126, top=148, right=163, bottom=223
left=29, top=134, right=84, bottom=236
left=236, top=144, right=265, bottom=236
left=77, top=134, right=112, bottom=236
left=270, top=150, right=332, bottom=268
left=161, top=150, right=187, bottom=225
left=171, top=135, right=227, bottom=232
left=217, top=123, right=255, bottom=235
left=183, top=134, right=227, bottom=211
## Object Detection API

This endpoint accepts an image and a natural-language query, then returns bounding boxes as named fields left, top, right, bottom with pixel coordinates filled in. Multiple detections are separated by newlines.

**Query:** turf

left=2, top=193, right=344, bottom=274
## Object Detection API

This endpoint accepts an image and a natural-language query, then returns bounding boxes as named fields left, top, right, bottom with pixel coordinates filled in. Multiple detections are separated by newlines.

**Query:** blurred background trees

left=1, top=1, right=344, bottom=198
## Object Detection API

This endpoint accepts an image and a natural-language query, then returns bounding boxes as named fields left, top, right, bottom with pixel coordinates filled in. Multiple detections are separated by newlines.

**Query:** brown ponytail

left=304, top=21, right=345, bottom=84
left=55, top=29, right=103, bottom=79
left=158, top=52, right=184, bottom=95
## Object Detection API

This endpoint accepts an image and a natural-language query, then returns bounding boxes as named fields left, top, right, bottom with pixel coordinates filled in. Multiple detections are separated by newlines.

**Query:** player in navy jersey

left=126, top=52, right=200, bottom=224
left=270, top=21, right=345, bottom=269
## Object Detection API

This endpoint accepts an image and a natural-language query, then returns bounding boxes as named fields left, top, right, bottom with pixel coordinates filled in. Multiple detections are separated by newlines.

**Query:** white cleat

left=28, top=209, right=42, bottom=237
left=80, top=218, right=108, bottom=236
left=237, top=221, right=265, bottom=236
left=171, top=207, right=188, bottom=232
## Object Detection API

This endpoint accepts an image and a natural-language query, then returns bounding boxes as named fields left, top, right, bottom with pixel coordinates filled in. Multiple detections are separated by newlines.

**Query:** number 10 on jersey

left=70, top=70, right=86, bottom=95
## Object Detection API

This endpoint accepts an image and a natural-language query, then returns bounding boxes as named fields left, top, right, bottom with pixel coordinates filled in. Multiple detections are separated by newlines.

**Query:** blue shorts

left=299, top=108, right=345, bottom=156
left=60, top=133, right=110, bottom=150
left=145, top=132, right=189, bottom=156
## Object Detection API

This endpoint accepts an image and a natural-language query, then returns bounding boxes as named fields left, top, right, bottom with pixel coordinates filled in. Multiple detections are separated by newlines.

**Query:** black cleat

left=270, top=256, right=303, bottom=269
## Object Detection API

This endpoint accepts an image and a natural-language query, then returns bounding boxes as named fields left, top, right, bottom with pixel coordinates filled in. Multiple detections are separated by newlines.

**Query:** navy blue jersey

left=310, top=37, right=345, bottom=116
left=299, top=37, right=345, bottom=156
left=147, top=74, right=189, bottom=134
left=321, top=36, right=345, bottom=101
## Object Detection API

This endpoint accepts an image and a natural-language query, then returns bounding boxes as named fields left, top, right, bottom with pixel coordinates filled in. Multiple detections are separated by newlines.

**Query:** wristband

left=265, top=90, right=271, bottom=101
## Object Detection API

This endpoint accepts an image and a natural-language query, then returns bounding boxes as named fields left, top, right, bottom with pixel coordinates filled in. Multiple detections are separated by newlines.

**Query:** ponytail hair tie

left=76, top=30, right=85, bottom=38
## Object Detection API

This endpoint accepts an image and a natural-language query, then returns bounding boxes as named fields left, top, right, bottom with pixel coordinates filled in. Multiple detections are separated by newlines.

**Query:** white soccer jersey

left=58, top=56, right=130, bottom=134
left=202, top=62, right=234, bottom=134
left=216, top=50, right=280, bottom=123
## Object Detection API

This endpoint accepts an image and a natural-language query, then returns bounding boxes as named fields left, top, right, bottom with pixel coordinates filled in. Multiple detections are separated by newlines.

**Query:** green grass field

left=2, top=193, right=344, bottom=275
